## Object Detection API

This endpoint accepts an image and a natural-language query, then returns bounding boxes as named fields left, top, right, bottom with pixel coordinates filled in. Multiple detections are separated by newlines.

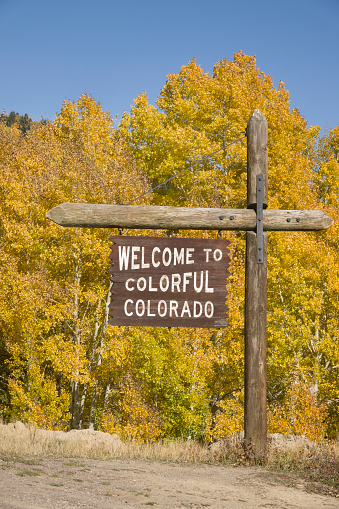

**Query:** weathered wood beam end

left=264, top=210, right=333, bottom=231
left=247, top=110, right=268, bottom=209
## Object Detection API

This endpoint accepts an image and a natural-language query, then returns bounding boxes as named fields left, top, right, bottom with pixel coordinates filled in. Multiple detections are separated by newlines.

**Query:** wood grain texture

left=46, top=203, right=333, bottom=231
left=244, top=231, right=268, bottom=453
left=245, top=110, right=268, bottom=455
left=247, top=110, right=268, bottom=209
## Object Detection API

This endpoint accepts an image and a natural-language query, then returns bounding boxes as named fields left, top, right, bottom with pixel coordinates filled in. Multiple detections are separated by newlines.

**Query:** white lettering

left=159, top=275, right=170, bottom=292
left=125, top=278, right=135, bottom=291
left=136, top=277, right=147, bottom=291
left=205, top=271, right=214, bottom=293
left=125, top=271, right=216, bottom=294
left=147, top=300, right=155, bottom=316
left=171, top=274, right=181, bottom=292
left=119, top=245, right=130, bottom=270
left=182, top=272, right=192, bottom=292
left=162, top=247, right=172, bottom=266
left=136, top=299, right=145, bottom=316
left=169, top=300, right=178, bottom=317
left=122, top=299, right=216, bottom=320
left=131, top=246, right=140, bottom=269
left=205, top=301, right=214, bottom=318
left=119, top=244, right=221, bottom=273
left=124, top=299, right=133, bottom=316
left=152, top=247, right=161, bottom=268
left=194, top=301, right=203, bottom=317
left=173, top=248, right=184, bottom=265
left=180, top=301, right=191, bottom=317
left=193, top=271, right=204, bottom=293
left=141, top=247, right=150, bottom=268
left=186, top=248, right=195, bottom=264
left=158, top=300, right=167, bottom=317
left=213, top=249, right=222, bottom=262
left=203, top=248, right=212, bottom=262
left=149, top=276, right=157, bottom=292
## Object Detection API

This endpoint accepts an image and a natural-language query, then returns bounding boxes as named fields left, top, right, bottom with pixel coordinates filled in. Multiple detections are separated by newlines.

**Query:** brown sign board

left=108, top=236, right=230, bottom=328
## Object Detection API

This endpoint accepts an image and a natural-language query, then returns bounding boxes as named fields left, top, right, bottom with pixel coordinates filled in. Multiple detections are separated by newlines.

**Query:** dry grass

left=1, top=422, right=339, bottom=497
left=266, top=441, right=339, bottom=497
left=0, top=422, right=213, bottom=462
left=0, top=422, right=123, bottom=459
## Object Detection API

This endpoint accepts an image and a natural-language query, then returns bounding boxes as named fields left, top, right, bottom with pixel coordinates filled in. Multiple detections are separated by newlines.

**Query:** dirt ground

left=1, top=456, right=339, bottom=509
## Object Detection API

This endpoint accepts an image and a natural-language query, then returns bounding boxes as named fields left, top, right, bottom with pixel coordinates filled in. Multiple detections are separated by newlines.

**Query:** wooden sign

left=46, top=109, right=334, bottom=455
left=109, top=236, right=230, bottom=328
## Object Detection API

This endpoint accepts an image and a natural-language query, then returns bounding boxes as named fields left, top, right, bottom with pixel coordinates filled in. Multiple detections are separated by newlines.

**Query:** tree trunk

left=69, top=250, right=82, bottom=430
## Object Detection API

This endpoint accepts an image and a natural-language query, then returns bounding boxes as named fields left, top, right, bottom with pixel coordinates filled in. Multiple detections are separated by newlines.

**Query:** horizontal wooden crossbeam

left=46, top=203, right=333, bottom=232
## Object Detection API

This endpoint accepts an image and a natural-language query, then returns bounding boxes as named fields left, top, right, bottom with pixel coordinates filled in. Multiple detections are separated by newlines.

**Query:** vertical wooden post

left=244, top=110, right=268, bottom=454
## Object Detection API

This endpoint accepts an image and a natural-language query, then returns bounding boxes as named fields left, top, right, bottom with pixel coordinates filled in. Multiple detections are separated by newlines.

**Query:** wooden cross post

left=245, top=110, right=268, bottom=454
left=46, top=110, right=333, bottom=454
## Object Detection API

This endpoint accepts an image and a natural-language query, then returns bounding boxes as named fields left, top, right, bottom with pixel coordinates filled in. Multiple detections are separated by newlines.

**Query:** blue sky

left=1, top=0, right=338, bottom=132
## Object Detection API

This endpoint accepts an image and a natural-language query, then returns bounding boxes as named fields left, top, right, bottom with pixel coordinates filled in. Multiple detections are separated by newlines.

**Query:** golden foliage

left=0, top=94, right=150, bottom=430
left=8, top=365, right=69, bottom=431
left=119, top=51, right=339, bottom=440
left=205, top=392, right=244, bottom=443
left=1, top=54, right=338, bottom=442
left=101, top=375, right=162, bottom=442
left=268, top=378, right=328, bottom=442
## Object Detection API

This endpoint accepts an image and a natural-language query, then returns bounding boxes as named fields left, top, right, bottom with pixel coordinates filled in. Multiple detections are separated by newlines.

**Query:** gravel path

left=1, top=456, right=339, bottom=509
